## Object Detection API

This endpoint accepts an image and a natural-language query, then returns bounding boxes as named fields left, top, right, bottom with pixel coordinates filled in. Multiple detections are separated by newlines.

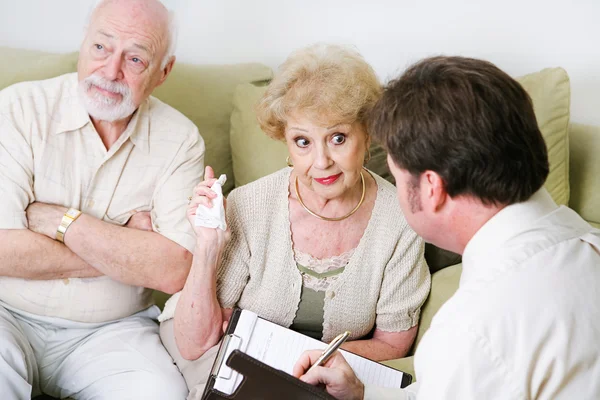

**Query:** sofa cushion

left=516, top=68, right=571, bottom=206
left=153, top=63, right=272, bottom=195
left=230, top=83, right=288, bottom=188
left=0, top=47, right=78, bottom=89
left=568, top=123, right=600, bottom=227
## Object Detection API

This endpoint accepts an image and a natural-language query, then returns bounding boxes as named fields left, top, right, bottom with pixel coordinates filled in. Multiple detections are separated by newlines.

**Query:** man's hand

left=26, top=202, right=68, bottom=239
left=126, top=211, right=153, bottom=231
left=293, top=350, right=364, bottom=400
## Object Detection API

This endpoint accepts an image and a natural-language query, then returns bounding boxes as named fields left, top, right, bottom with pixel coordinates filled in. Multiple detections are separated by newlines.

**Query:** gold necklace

left=294, top=170, right=366, bottom=222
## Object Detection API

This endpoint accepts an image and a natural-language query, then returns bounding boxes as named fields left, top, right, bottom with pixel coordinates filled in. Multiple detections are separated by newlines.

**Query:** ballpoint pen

left=307, top=331, right=351, bottom=374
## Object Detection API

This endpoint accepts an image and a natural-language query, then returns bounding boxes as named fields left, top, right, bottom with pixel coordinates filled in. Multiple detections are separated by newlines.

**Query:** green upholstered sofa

left=2, top=47, right=599, bottom=390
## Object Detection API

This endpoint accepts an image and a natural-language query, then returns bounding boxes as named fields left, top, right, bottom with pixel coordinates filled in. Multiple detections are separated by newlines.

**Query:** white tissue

left=157, top=291, right=180, bottom=322
left=194, top=174, right=227, bottom=231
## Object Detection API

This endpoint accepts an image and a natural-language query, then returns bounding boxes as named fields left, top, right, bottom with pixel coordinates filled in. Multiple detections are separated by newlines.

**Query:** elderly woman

left=159, top=44, right=430, bottom=396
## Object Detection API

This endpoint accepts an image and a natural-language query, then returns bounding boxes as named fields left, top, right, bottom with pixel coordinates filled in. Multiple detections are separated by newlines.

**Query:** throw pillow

left=516, top=67, right=571, bottom=206
left=153, top=62, right=273, bottom=195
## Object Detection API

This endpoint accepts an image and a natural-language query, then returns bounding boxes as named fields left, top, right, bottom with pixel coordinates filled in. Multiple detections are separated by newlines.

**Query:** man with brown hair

left=294, top=56, right=600, bottom=399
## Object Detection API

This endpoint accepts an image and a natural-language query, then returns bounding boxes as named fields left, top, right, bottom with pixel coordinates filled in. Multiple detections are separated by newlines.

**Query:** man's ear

left=156, top=56, right=176, bottom=87
left=421, top=170, right=447, bottom=212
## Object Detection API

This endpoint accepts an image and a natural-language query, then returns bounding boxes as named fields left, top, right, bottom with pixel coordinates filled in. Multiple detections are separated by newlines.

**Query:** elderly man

left=0, top=0, right=202, bottom=398
left=294, top=56, right=600, bottom=399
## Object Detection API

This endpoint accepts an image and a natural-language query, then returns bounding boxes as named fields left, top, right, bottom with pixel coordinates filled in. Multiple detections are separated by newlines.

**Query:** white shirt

left=365, top=189, right=600, bottom=399
left=0, top=73, right=205, bottom=322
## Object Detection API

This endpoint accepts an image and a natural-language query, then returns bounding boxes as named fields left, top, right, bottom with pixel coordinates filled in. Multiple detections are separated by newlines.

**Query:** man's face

left=77, top=1, right=170, bottom=122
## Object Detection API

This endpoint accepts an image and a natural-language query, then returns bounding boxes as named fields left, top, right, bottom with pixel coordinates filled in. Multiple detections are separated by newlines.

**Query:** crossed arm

left=0, top=203, right=192, bottom=294
left=0, top=109, right=203, bottom=293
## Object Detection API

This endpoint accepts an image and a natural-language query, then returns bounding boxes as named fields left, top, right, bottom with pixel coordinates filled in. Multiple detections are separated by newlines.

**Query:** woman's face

left=284, top=114, right=368, bottom=201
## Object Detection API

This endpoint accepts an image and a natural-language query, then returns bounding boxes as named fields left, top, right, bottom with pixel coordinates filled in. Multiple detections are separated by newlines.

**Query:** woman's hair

left=256, top=43, right=382, bottom=141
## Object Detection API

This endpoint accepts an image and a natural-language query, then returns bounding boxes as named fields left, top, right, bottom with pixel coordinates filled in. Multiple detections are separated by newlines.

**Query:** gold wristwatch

left=56, top=208, right=82, bottom=243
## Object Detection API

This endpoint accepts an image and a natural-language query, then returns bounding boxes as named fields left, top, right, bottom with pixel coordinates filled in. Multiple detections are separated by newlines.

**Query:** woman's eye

left=332, top=134, right=346, bottom=145
left=94, top=44, right=104, bottom=50
left=132, top=57, right=140, bottom=63
left=295, top=138, right=310, bottom=148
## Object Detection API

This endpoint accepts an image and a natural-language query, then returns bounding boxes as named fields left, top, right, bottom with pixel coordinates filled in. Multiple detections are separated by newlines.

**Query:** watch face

left=66, top=209, right=80, bottom=218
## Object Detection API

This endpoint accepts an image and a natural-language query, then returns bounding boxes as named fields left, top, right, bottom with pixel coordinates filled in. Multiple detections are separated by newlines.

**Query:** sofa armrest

left=569, top=123, right=600, bottom=226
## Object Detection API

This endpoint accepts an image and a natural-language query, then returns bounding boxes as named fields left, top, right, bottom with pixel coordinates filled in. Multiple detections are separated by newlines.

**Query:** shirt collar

left=461, top=188, right=558, bottom=283
left=52, top=73, right=90, bottom=134
left=53, top=74, right=151, bottom=154
left=126, top=99, right=150, bottom=154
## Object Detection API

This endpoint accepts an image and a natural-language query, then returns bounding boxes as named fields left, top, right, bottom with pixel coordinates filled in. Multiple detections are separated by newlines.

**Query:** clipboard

left=202, top=308, right=412, bottom=399
left=203, top=349, right=336, bottom=400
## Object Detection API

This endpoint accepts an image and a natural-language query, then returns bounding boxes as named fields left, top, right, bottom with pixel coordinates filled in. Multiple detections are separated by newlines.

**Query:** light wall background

left=0, top=0, right=598, bottom=125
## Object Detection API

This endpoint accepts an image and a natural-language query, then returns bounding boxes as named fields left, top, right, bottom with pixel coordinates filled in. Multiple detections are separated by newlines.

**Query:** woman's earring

left=364, top=148, right=372, bottom=164
left=286, top=156, right=294, bottom=168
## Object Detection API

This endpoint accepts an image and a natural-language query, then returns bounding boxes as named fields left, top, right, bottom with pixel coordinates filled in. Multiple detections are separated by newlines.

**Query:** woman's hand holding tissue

left=187, top=166, right=231, bottom=251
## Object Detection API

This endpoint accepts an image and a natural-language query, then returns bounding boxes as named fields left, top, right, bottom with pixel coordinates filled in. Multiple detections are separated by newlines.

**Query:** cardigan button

left=327, top=291, right=335, bottom=299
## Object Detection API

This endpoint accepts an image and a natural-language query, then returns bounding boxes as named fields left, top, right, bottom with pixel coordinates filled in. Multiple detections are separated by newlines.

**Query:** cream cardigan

left=215, top=168, right=430, bottom=342
left=160, top=168, right=430, bottom=341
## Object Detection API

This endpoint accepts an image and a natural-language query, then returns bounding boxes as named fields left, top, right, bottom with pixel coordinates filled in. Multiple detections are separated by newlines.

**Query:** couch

left=1, top=46, right=599, bottom=392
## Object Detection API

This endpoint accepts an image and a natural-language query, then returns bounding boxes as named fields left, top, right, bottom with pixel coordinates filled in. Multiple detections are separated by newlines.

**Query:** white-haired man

left=0, top=0, right=202, bottom=398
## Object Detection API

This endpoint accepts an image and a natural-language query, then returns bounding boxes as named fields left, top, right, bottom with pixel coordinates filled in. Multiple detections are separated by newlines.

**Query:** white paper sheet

left=213, top=310, right=406, bottom=395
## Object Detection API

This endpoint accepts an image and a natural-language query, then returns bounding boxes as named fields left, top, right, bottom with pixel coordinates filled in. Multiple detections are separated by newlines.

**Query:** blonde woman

left=160, top=44, right=430, bottom=396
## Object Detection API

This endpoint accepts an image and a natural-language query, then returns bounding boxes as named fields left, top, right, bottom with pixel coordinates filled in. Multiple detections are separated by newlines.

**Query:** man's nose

left=102, top=53, right=124, bottom=81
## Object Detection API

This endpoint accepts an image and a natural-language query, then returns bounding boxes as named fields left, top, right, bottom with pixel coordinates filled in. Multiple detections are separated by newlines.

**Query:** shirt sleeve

left=414, top=325, right=524, bottom=399
left=376, top=225, right=431, bottom=332
left=216, top=189, right=251, bottom=308
left=151, top=130, right=205, bottom=253
left=0, top=97, right=34, bottom=230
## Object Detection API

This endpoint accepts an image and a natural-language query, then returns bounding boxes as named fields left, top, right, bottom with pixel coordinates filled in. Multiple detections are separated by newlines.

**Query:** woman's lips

left=314, top=173, right=342, bottom=185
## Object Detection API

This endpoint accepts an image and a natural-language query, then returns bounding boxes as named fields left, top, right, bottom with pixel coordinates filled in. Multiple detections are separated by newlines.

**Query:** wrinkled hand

left=188, top=165, right=230, bottom=247
left=126, top=211, right=153, bottom=231
left=293, top=350, right=364, bottom=400
left=26, top=202, right=68, bottom=239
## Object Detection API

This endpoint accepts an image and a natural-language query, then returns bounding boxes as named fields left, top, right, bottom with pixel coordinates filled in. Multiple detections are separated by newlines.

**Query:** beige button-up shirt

left=0, top=73, right=204, bottom=322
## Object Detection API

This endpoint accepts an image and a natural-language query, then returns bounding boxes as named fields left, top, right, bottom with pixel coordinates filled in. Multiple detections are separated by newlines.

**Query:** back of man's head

left=370, top=56, right=549, bottom=206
